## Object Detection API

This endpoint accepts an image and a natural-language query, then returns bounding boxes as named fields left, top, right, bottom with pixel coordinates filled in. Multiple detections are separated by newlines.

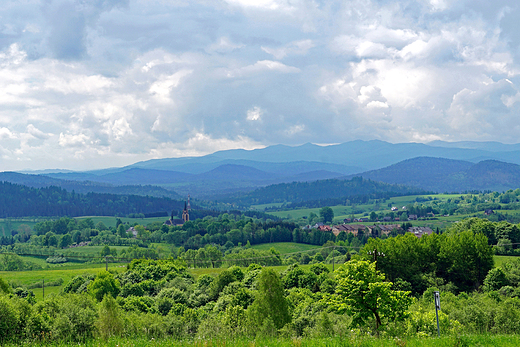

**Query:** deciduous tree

left=330, top=259, right=412, bottom=334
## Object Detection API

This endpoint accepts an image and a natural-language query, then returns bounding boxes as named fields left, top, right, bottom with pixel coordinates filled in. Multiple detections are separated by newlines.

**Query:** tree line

left=0, top=182, right=190, bottom=218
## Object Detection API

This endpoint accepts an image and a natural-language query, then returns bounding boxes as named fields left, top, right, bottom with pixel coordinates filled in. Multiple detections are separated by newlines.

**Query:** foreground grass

left=9, top=335, right=520, bottom=347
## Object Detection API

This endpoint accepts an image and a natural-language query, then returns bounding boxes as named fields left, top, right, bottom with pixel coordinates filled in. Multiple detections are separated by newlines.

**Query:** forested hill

left=350, top=157, right=520, bottom=192
left=0, top=182, right=185, bottom=218
left=220, top=176, right=426, bottom=206
left=0, top=171, right=181, bottom=199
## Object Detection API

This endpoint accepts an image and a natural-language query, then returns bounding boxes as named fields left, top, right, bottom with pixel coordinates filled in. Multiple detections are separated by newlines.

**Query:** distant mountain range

left=7, top=140, right=520, bottom=201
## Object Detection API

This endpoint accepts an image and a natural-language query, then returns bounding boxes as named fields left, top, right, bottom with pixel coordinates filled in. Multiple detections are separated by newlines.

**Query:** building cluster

left=303, top=222, right=433, bottom=239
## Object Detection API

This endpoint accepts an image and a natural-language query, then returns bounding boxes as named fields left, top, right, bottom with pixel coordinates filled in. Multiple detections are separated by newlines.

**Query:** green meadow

left=251, top=242, right=320, bottom=254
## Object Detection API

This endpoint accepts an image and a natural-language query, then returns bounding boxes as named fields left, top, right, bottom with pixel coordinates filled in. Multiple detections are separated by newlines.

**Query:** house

left=358, top=217, right=369, bottom=222
left=484, top=209, right=494, bottom=216
left=383, top=216, right=392, bottom=222
left=335, top=224, right=366, bottom=236
left=343, top=218, right=351, bottom=223
left=408, top=226, right=433, bottom=238
left=391, top=207, right=398, bottom=211
left=379, top=224, right=402, bottom=235
left=408, top=214, right=418, bottom=220
left=366, top=225, right=381, bottom=237
left=317, top=225, right=332, bottom=232
left=127, top=227, right=138, bottom=238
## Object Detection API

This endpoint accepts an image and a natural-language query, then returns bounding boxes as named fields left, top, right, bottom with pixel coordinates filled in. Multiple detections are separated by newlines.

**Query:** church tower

left=182, top=201, right=189, bottom=223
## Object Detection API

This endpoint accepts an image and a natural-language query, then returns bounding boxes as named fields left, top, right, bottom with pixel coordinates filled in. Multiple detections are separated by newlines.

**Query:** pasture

left=251, top=242, right=320, bottom=254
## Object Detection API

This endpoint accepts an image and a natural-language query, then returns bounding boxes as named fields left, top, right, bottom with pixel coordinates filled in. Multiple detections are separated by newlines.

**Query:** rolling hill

left=351, top=157, right=520, bottom=192
left=0, top=172, right=181, bottom=199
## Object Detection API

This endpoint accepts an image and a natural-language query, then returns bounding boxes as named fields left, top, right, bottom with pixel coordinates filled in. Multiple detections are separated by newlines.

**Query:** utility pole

left=434, top=291, right=441, bottom=337
left=332, top=245, right=335, bottom=272
left=367, top=248, right=385, bottom=271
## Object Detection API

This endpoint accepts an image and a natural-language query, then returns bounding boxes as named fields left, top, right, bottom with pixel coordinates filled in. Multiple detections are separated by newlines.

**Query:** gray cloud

left=0, top=0, right=519, bottom=170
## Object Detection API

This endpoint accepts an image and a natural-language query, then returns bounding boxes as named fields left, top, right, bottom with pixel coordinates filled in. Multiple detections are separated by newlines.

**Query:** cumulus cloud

left=0, top=0, right=520, bottom=170
left=0, top=127, right=16, bottom=140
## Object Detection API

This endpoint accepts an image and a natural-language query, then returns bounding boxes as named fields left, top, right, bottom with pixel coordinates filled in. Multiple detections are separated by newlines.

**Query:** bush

left=0, top=295, right=20, bottom=342
left=47, top=294, right=98, bottom=342
left=97, top=294, right=123, bottom=339
left=87, top=271, right=120, bottom=301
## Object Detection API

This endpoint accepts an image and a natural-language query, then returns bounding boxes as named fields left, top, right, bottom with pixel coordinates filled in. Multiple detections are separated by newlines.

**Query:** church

left=164, top=195, right=190, bottom=226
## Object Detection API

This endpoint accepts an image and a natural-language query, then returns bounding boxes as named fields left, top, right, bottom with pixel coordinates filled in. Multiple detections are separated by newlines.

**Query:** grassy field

left=57, top=245, right=130, bottom=257
left=266, top=194, right=464, bottom=222
left=0, top=218, right=41, bottom=236
left=494, top=255, right=520, bottom=268
left=251, top=242, right=320, bottom=254
left=0, top=264, right=119, bottom=300
left=250, top=202, right=285, bottom=210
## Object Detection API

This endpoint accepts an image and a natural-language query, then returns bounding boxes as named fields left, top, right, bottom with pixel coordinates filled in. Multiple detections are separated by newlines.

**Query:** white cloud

left=262, top=39, right=314, bottom=59
left=246, top=106, right=263, bottom=121
left=58, top=133, right=89, bottom=147
left=206, top=37, right=244, bottom=53
left=26, top=124, right=50, bottom=139
left=150, top=132, right=265, bottom=158
left=285, top=124, right=305, bottom=136
left=149, top=69, right=193, bottom=103
left=0, top=44, right=27, bottom=67
left=0, top=127, right=16, bottom=140
left=0, top=0, right=520, bottom=169
left=225, top=0, right=281, bottom=10
left=227, top=60, right=300, bottom=77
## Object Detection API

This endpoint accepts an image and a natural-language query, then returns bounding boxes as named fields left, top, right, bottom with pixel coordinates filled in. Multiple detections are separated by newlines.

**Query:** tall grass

left=8, top=335, right=520, bottom=347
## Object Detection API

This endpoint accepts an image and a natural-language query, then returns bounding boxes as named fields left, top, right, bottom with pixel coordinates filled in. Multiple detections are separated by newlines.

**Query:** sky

left=1, top=0, right=520, bottom=171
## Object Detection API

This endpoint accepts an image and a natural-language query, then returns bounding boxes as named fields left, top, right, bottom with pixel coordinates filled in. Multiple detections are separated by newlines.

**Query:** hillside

left=0, top=172, right=180, bottom=199
left=44, top=163, right=350, bottom=198
left=349, top=157, right=474, bottom=191
left=353, top=157, right=520, bottom=192
left=461, top=160, right=520, bottom=191
left=0, top=181, right=185, bottom=218
left=219, top=176, right=426, bottom=206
